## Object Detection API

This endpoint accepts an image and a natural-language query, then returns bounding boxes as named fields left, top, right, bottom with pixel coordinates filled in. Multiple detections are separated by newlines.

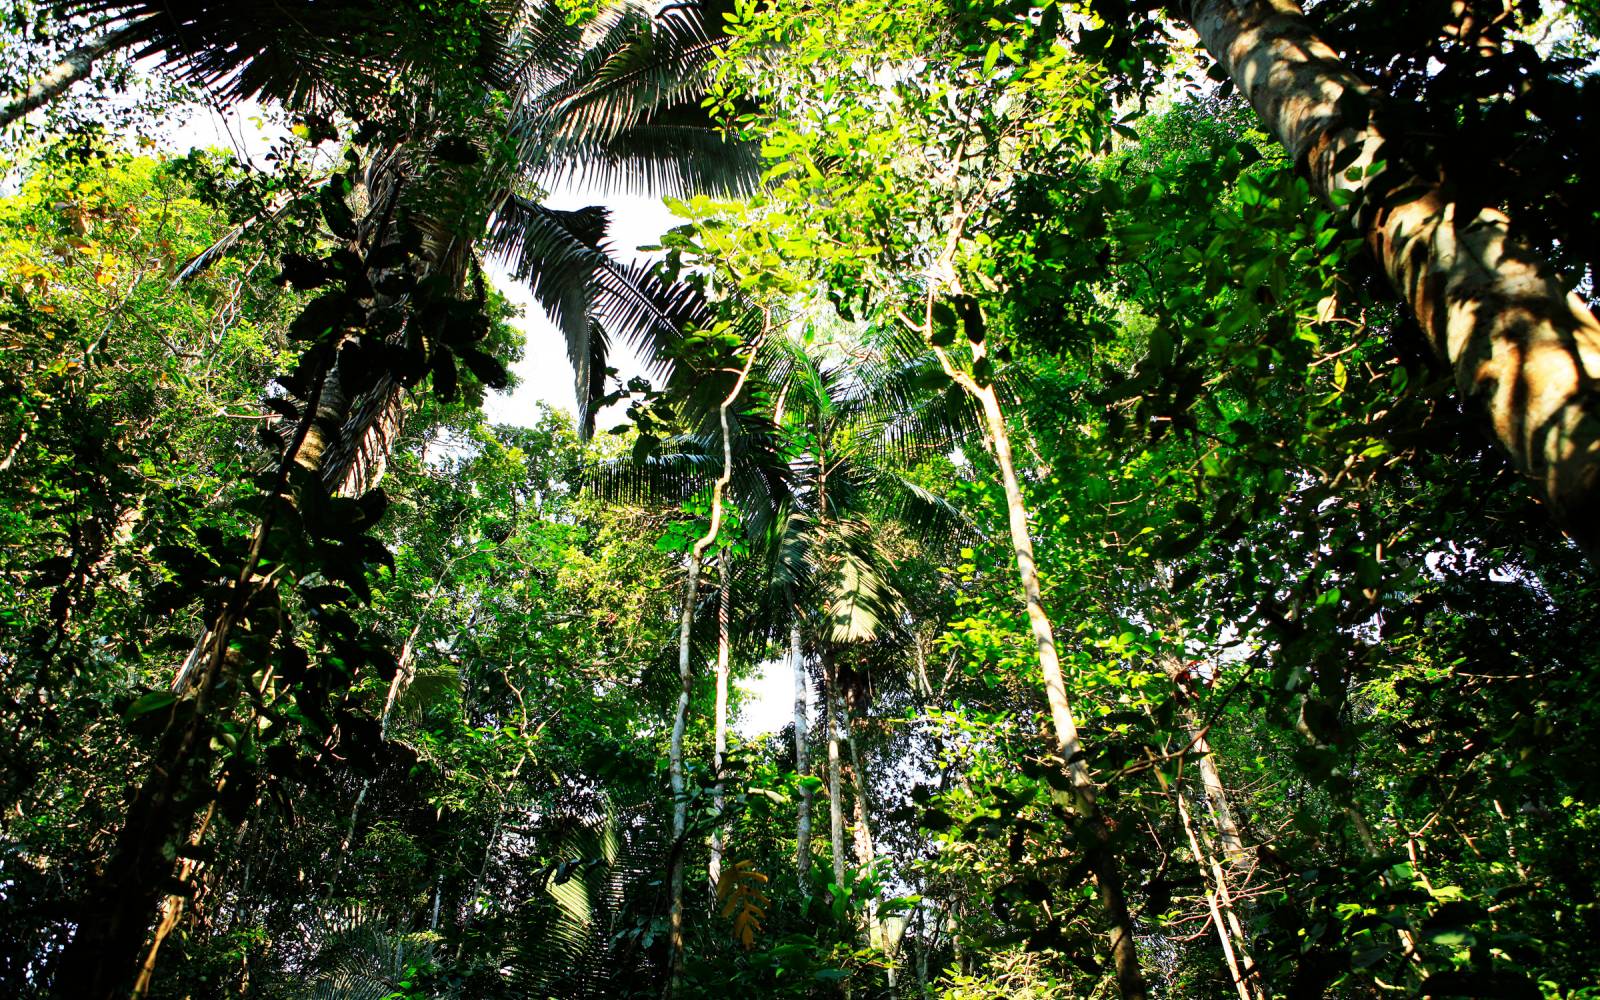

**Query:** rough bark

left=1185, top=0, right=1600, bottom=553
left=0, top=25, right=140, bottom=128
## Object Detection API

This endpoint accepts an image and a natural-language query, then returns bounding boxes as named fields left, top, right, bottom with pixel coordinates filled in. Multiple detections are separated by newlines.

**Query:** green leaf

left=127, top=691, right=177, bottom=719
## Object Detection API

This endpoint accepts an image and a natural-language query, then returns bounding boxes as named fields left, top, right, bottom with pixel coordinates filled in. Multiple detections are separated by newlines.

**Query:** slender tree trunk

left=1185, top=0, right=1600, bottom=553
left=1493, top=798, right=1528, bottom=881
left=53, top=359, right=332, bottom=998
left=922, top=284, right=1152, bottom=993
left=667, top=547, right=702, bottom=992
left=380, top=602, right=436, bottom=736
left=1176, top=792, right=1259, bottom=1000
left=319, top=613, right=432, bottom=902
left=708, top=556, right=732, bottom=892
left=928, top=329, right=1149, bottom=998
left=1156, top=654, right=1259, bottom=990
left=1192, top=729, right=1258, bottom=980
left=128, top=799, right=219, bottom=1000
left=980, top=382, right=1146, bottom=998
left=846, top=730, right=875, bottom=877
left=822, top=646, right=848, bottom=893
left=458, top=753, right=527, bottom=945
left=666, top=340, right=761, bottom=995
left=844, top=717, right=895, bottom=987
left=0, top=24, right=140, bottom=128
left=792, top=625, right=813, bottom=886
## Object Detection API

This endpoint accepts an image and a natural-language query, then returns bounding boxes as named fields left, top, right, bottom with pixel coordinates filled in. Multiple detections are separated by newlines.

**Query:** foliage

left=4, top=1, right=1600, bottom=999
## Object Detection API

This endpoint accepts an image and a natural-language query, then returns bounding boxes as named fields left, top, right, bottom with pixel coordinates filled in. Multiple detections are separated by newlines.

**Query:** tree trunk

left=982, top=383, right=1147, bottom=998
left=0, top=24, right=140, bottom=128
left=1176, top=792, right=1259, bottom=1000
left=844, top=716, right=895, bottom=988
left=1185, top=0, right=1600, bottom=554
left=51, top=160, right=414, bottom=999
left=52, top=354, right=332, bottom=997
left=708, top=556, right=732, bottom=893
left=1157, top=654, right=1259, bottom=991
left=933, top=339, right=1149, bottom=998
left=792, top=625, right=814, bottom=886
left=822, top=646, right=848, bottom=893
left=666, top=340, right=761, bottom=995
left=666, top=548, right=701, bottom=991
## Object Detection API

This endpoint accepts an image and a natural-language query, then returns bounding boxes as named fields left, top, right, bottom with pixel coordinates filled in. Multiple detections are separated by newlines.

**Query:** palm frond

left=268, top=904, right=438, bottom=1000
left=486, top=196, right=726, bottom=433
left=870, top=471, right=977, bottom=551
left=539, top=119, right=760, bottom=198
left=45, top=0, right=514, bottom=109
left=502, top=808, right=666, bottom=998
left=819, top=517, right=902, bottom=645
left=531, top=0, right=719, bottom=146
left=487, top=195, right=609, bottom=378
left=500, top=0, right=588, bottom=90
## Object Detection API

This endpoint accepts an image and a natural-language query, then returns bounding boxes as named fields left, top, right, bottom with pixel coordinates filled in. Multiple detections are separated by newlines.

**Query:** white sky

left=480, top=190, right=678, bottom=425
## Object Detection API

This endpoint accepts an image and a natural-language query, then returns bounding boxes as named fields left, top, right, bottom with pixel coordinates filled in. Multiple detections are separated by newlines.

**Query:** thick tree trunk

left=52, top=161, right=415, bottom=999
left=1186, top=0, right=1600, bottom=553
left=0, top=24, right=139, bottom=128
left=791, top=625, right=814, bottom=885
left=708, top=556, right=732, bottom=892
left=52, top=354, right=330, bottom=996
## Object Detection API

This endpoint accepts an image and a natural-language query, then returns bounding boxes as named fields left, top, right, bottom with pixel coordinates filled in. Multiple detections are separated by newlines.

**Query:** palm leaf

left=501, top=808, right=667, bottom=998
left=45, top=0, right=516, bottom=109
left=268, top=904, right=438, bottom=1000
left=540, top=119, right=760, bottom=198
left=532, top=1, right=719, bottom=145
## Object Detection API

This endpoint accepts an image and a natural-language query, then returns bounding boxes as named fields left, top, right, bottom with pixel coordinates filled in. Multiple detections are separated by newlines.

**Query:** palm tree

left=586, top=315, right=970, bottom=990
left=739, top=334, right=971, bottom=988
left=51, top=4, right=756, bottom=995
left=1, top=0, right=515, bottom=128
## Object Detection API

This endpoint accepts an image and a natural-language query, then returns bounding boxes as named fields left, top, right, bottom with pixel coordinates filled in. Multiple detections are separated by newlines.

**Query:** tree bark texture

left=1186, top=0, right=1600, bottom=553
